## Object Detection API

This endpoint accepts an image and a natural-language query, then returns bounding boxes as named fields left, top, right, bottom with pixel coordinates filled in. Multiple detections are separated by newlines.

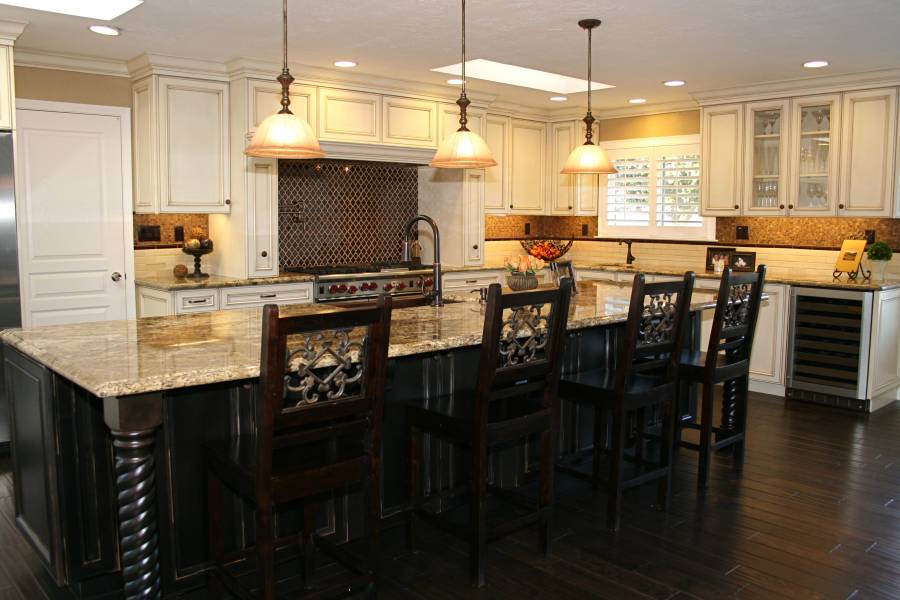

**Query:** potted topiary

left=867, top=241, right=893, bottom=281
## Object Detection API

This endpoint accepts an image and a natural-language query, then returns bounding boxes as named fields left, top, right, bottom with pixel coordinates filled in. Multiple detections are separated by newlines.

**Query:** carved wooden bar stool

left=205, top=297, right=392, bottom=599
left=557, top=272, right=695, bottom=531
left=405, top=279, right=573, bottom=587
left=677, top=265, right=766, bottom=488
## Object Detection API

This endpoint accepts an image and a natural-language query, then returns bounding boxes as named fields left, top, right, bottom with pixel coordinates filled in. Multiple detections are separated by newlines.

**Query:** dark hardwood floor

left=2, top=392, right=900, bottom=599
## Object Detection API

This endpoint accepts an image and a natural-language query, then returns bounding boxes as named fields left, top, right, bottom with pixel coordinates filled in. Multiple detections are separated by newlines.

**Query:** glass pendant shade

left=430, top=128, right=497, bottom=168
left=245, top=112, right=324, bottom=159
left=561, top=142, right=615, bottom=174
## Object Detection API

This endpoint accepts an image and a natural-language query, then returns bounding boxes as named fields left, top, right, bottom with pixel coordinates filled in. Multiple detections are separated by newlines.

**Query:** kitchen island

left=1, top=280, right=715, bottom=599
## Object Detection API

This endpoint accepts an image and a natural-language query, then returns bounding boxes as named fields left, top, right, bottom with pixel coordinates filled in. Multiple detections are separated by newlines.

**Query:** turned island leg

left=104, top=394, right=164, bottom=600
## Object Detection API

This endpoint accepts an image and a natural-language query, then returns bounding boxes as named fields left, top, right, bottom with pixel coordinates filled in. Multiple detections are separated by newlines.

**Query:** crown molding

left=318, top=141, right=436, bottom=165
left=483, top=100, right=554, bottom=121
left=692, top=67, right=900, bottom=105
left=127, top=53, right=229, bottom=81
left=594, top=100, right=699, bottom=119
left=226, top=57, right=496, bottom=108
left=14, top=47, right=129, bottom=76
left=0, top=20, right=26, bottom=45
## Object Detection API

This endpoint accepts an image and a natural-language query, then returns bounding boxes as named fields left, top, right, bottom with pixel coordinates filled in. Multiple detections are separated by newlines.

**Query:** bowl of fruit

left=181, top=227, right=214, bottom=279
left=520, top=238, right=574, bottom=262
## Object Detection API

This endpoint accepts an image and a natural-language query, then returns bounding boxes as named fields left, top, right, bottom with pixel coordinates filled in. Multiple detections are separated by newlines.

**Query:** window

left=599, top=135, right=713, bottom=240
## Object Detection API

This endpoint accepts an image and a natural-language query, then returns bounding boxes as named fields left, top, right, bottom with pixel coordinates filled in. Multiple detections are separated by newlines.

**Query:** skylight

left=433, top=59, right=614, bottom=95
left=0, top=0, right=143, bottom=20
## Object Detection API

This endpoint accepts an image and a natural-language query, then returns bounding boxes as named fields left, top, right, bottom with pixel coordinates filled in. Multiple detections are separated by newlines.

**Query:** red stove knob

left=398, top=282, right=406, bottom=290
left=360, top=282, right=369, bottom=291
left=370, top=281, right=378, bottom=290
left=329, top=284, right=339, bottom=293
left=348, top=285, right=358, bottom=293
left=424, top=278, right=434, bottom=287
left=383, top=283, right=393, bottom=291
left=337, top=284, right=348, bottom=293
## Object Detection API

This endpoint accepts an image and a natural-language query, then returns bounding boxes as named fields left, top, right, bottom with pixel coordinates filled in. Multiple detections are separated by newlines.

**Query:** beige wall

left=598, top=110, right=700, bottom=141
left=15, top=66, right=131, bottom=107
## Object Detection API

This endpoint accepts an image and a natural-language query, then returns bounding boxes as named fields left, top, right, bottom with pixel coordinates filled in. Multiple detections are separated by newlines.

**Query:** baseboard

left=749, top=380, right=785, bottom=397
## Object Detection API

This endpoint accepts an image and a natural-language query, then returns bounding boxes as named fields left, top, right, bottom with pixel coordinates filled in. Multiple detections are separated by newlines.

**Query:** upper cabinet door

left=743, top=99, right=790, bottom=216
left=463, top=169, right=485, bottom=266
left=839, top=88, right=897, bottom=217
left=787, top=94, right=841, bottom=216
left=157, top=77, right=231, bottom=213
left=382, top=96, right=438, bottom=147
left=483, top=114, right=509, bottom=214
left=700, top=103, right=743, bottom=216
left=246, top=158, right=279, bottom=278
left=438, top=103, right=486, bottom=142
left=132, top=78, right=158, bottom=213
left=509, top=119, right=547, bottom=214
left=573, top=119, right=600, bottom=216
left=549, top=122, right=575, bottom=215
left=248, top=79, right=316, bottom=134
left=0, top=45, right=13, bottom=130
left=318, top=88, right=381, bottom=142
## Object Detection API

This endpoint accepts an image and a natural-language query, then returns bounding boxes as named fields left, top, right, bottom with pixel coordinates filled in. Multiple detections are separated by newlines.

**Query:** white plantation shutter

left=599, top=138, right=711, bottom=240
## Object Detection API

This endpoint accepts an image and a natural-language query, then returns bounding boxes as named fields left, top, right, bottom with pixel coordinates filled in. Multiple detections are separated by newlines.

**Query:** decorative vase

left=506, top=272, right=539, bottom=291
left=872, top=259, right=889, bottom=281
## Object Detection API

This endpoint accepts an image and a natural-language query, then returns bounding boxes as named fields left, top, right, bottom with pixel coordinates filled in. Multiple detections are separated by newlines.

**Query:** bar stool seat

left=405, top=394, right=550, bottom=445
left=561, top=368, right=670, bottom=404
left=678, top=349, right=748, bottom=383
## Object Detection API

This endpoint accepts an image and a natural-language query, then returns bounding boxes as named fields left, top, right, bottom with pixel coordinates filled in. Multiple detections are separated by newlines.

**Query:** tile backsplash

left=278, top=160, right=418, bottom=268
left=133, top=213, right=208, bottom=248
left=485, top=215, right=598, bottom=240
left=717, top=217, right=900, bottom=249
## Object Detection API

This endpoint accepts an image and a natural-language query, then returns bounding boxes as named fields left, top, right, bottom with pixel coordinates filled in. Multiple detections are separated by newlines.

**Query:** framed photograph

left=705, top=247, right=736, bottom=272
left=834, top=239, right=867, bottom=274
left=730, top=251, right=757, bottom=272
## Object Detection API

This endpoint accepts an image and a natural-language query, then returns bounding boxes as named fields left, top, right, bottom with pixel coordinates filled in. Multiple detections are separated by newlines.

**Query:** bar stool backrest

left=256, top=296, right=393, bottom=481
left=474, top=278, right=574, bottom=417
left=705, top=265, right=767, bottom=367
left=616, top=272, right=696, bottom=391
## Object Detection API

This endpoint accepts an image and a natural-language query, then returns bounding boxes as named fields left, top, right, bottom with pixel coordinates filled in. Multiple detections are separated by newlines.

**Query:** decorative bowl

left=520, top=238, right=574, bottom=262
left=181, top=243, right=214, bottom=279
left=506, top=272, right=539, bottom=291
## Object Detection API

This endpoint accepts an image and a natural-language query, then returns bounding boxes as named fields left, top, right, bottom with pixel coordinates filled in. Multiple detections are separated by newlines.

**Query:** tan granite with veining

left=134, top=272, right=316, bottom=291
left=1, top=281, right=715, bottom=399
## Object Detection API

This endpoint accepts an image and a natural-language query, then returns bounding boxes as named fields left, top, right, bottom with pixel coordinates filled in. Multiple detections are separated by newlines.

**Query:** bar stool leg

left=697, top=384, right=715, bottom=489
left=406, top=425, right=422, bottom=554
left=607, top=408, right=627, bottom=531
left=733, top=375, right=750, bottom=470
left=470, top=442, right=488, bottom=587
left=538, top=427, right=554, bottom=557
left=591, top=405, right=605, bottom=489
left=634, top=408, right=646, bottom=468
left=206, top=470, right=225, bottom=599
left=256, top=504, right=275, bottom=600
left=657, top=396, right=676, bottom=511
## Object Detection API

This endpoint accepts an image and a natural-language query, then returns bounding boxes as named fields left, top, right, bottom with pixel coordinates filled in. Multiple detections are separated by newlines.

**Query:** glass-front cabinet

left=788, top=94, right=841, bottom=216
left=743, top=99, right=789, bottom=215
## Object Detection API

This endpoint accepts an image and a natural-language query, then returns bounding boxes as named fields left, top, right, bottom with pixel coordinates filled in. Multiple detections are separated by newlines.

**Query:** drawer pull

left=187, top=298, right=210, bottom=305
left=465, top=279, right=478, bottom=284
left=259, top=293, right=277, bottom=299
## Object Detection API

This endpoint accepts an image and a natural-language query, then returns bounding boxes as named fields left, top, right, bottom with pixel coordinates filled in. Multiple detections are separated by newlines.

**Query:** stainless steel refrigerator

left=0, top=132, right=20, bottom=451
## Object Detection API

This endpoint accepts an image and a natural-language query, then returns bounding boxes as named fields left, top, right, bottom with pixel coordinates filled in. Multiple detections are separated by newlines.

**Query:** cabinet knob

left=472, top=244, right=479, bottom=250
left=733, top=204, right=739, bottom=210
left=568, top=206, right=572, bottom=210
left=839, top=204, right=845, bottom=209
left=779, top=204, right=785, bottom=209
left=225, top=199, right=231, bottom=205
left=509, top=204, right=513, bottom=209
left=788, top=204, right=794, bottom=210
left=261, top=250, right=268, bottom=257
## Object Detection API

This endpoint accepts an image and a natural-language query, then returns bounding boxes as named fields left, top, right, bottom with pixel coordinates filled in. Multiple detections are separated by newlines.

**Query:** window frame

left=598, top=134, right=715, bottom=241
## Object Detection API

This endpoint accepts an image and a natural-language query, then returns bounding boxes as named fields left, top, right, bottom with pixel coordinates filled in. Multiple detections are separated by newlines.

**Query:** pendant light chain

left=583, top=22, right=595, bottom=145
left=277, top=0, right=295, bottom=115
left=456, top=0, right=470, bottom=131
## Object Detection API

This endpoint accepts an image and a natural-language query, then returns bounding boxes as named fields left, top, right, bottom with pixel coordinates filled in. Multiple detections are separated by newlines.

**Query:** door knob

left=111, top=272, right=123, bottom=282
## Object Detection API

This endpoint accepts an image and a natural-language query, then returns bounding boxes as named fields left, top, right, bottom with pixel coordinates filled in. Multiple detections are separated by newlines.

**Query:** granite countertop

left=1, top=281, right=715, bottom=398
left=134, top=272, right=316, bottom=291
left=574, top=263, right=900, bottom=291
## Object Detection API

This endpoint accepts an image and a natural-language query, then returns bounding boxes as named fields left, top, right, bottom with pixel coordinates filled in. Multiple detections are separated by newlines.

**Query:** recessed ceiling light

left=628, top=98, right=647, bottom=104
left=803, top=60, right=829, bottom=69
left=0, top=0, right=142, bottom=20
left=333, top=60, right=357, bottom=68
left=89, top=25, right=120, bottom=36
left=549, top=96, right=567, bottom=102
left=446, top=78, right=465, bottom=85
left=663, top=80, right=685, bottom=87
left=433, top=59, right=614, bottom=95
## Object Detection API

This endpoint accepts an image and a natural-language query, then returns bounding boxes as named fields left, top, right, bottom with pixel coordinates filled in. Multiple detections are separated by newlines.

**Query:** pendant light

left=561, top=19, right=616, bottom=175
left=245, top=0, right=324, bottom=159
left=430, top=0, right=497, bottom=169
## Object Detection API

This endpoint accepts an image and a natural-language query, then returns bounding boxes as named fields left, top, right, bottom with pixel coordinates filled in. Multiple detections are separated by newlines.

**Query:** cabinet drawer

left=175, top=289, right=219, bottom=314
left=443, top=271, right=504, bottom=290
left=221, top=283, right=314, bottom=309
left=578, top=270, right=620, bottom=283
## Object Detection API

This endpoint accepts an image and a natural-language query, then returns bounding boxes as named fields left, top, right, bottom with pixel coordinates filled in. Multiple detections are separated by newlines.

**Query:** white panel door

left=16, top=106, right=131, bottom=327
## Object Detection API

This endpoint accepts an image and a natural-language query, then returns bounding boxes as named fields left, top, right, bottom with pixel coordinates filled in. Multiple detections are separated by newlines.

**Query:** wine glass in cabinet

left=788, top=94, right=841, bottom=216
left=743, top=99, right=789, bottom=215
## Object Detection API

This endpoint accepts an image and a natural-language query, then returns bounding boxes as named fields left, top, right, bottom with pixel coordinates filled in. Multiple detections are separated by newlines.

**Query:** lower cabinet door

left=748, top=283, right=788, bottom=384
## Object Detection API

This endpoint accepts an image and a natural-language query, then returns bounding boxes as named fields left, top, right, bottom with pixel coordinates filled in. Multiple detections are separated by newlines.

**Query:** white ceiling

left=3, top=0, right=900, bottom=110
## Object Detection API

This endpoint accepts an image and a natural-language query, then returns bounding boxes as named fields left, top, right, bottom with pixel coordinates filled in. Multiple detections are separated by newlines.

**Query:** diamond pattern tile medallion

left=278, top=160, right=419, bottom=268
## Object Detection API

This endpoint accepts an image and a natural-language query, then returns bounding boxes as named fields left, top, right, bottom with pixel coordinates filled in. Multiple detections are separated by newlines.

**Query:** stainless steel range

left=284, top=262, right=436, bottom=303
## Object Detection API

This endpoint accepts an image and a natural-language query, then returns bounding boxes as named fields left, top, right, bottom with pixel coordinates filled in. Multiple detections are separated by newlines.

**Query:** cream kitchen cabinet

left=742, top=99, right=790, bottom=216
left=132, top=75, right=231, bottom=214
left=508, top=118, right=547, bottom=214
left=549, top=122, right=576, bottom=214
left=245, top=158, right=279, bottom=278
left=418, top=167, right=486, bottom=266
left=247, top=78, right=317, bottom=133
left=748, top=283, right=789, bottom=387
left=383, top=96, right=438, bottom=147
left=577, top=269, right=623, bottom=283
left=700, top=103, right=744, bottom=216
left=0, top=44, right=13, bottom=130
left=483, top=114, right=510, bottom=214
left=442, top=269, right=505, bottom=293
left=135, top=282, right=314, bottom=317
left=787, top=93, right=841, bottom=216
left=317, top=87, right=381, bottom=143
left=839, top=88, right=897, bottom=217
